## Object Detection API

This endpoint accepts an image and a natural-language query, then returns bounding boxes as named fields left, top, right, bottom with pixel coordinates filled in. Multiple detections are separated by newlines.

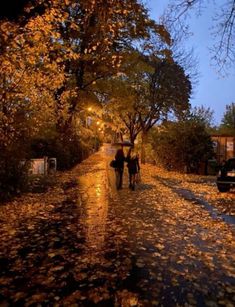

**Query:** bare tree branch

left=211, top=0, right=235, bottom=73
left=161, top=0, right=235, bottom=74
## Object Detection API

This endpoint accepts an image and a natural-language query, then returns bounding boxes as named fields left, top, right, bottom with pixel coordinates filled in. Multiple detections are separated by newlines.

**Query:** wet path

left=0, top=145, right=234, bottom=306
left=154, top=175, right=235, bottom=226
left=105, top=146, right=235, bottom=306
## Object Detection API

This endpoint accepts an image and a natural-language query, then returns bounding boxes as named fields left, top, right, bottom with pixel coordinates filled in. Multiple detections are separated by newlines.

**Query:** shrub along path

left=0, top=144, right=234, bottom=306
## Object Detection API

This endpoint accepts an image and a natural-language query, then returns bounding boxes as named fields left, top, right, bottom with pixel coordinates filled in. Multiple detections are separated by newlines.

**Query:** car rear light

left=227, top=170, right=235, bottom=177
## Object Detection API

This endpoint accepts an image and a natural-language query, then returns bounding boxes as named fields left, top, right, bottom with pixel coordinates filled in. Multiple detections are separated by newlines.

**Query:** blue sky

left=147, top=0, right=235, bottom=125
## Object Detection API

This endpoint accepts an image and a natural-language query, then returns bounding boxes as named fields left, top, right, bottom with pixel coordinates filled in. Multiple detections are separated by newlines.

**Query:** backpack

left=110, top=160, right=117, bottom=168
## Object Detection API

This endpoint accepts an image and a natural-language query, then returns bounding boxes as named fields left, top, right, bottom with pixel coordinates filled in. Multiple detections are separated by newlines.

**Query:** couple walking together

left=114, top=147, right=140, bottom=190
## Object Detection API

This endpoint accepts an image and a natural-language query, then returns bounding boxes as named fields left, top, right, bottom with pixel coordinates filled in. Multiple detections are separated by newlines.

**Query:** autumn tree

left=0, top=15, right=64, bottom=148
left=0, top=0, right=173, bottom=196
left=0, top=9, right=66, bottom=197
left=105, top=50, right=191, bottom=162
left=138, top=58, right=191, bottom=161
left=51, top=0, right=171, bottom=133
left=1, top=0, right=169, bottom=131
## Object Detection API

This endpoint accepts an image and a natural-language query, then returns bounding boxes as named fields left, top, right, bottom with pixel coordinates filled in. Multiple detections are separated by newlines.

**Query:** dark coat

left=126, top=155, right=140, bottom=174
left=115, top=149, right=125, bottom=169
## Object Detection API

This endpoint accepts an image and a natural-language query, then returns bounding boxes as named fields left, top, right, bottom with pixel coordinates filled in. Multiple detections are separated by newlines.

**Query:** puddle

left=174, top=187, right=235, bottom=226
left=155, top=176, right=235, bottom=227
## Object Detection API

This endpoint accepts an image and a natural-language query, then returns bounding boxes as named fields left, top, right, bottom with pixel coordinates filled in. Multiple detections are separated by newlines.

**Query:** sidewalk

left=0, top=145, right=234, bottom=306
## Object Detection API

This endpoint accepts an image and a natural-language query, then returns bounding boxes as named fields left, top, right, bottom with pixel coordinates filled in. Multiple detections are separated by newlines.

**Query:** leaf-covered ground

left=151, top=166, right=235, bottom=217
left=0, top=145, right=234, bottom=306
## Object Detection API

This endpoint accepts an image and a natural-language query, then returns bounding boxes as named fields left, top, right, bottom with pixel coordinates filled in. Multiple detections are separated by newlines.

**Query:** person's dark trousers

left=117, top=168, right=123, bottom=189
left=128, top=172, right=134, bottom=189
left=128, top=173, right=131, bottom=187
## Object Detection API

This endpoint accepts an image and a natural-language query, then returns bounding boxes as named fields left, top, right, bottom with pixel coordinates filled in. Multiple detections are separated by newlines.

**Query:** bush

left=0, top=127, right=101, bottom=202
left=0, top=151, right=30, bottom=202
left=30, top=131, right=101, bottom=171
left=150, top=119, right=214, bottom=173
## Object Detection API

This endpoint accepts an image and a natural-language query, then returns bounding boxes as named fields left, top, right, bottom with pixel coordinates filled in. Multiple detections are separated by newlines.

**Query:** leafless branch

left=211, top=0, right=235, bottom=74
left=160, top=0, right=235, bottom=74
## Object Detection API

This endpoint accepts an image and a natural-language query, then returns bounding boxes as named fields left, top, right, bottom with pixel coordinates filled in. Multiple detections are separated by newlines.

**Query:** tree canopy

left=0, top=0, right=171, bottom=144
left=104, top=51, right=191, bottom=144
left=220, top=102, right=235, bottom=132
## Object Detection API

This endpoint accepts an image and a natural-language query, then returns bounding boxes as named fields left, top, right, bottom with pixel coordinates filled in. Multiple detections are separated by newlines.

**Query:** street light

left=86, top=107, right=93, bottom=128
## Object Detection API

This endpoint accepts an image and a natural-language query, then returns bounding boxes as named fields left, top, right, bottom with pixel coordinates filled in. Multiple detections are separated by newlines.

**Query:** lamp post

left=86, top=107, right=92, bottom=128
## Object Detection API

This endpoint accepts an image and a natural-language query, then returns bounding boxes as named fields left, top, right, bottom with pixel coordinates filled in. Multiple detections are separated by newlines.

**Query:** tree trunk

left=141, top=130, right=148, bottom=164
left=130, top=132, right=137, bottom=146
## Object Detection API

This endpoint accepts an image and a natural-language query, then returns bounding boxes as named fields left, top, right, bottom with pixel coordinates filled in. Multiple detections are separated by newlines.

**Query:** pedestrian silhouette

left=114, top=147, right=125, bottom=189
left=126, top=148, right=140, bottom=190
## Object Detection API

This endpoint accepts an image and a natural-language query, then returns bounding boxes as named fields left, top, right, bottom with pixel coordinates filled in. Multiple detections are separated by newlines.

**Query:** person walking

left=114, top=147, right=126, bottom=189
left=126, top=148, right=140, bottom=190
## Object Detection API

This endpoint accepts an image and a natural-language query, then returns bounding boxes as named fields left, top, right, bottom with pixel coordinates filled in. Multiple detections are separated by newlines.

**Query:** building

left=211, top=135, right=235, bottom=164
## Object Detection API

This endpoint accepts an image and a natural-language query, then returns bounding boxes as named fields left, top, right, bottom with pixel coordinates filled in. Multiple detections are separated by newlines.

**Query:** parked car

left=216, top=158, right=235, bottom=192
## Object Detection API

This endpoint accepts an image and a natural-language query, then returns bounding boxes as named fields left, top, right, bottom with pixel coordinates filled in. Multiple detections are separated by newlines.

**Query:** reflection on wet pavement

left=77, top=154, right=109, bottom=262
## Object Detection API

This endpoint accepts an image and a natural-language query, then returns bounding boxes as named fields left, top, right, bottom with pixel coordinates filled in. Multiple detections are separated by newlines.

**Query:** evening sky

left=147, top=0, right=235, bottom=125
